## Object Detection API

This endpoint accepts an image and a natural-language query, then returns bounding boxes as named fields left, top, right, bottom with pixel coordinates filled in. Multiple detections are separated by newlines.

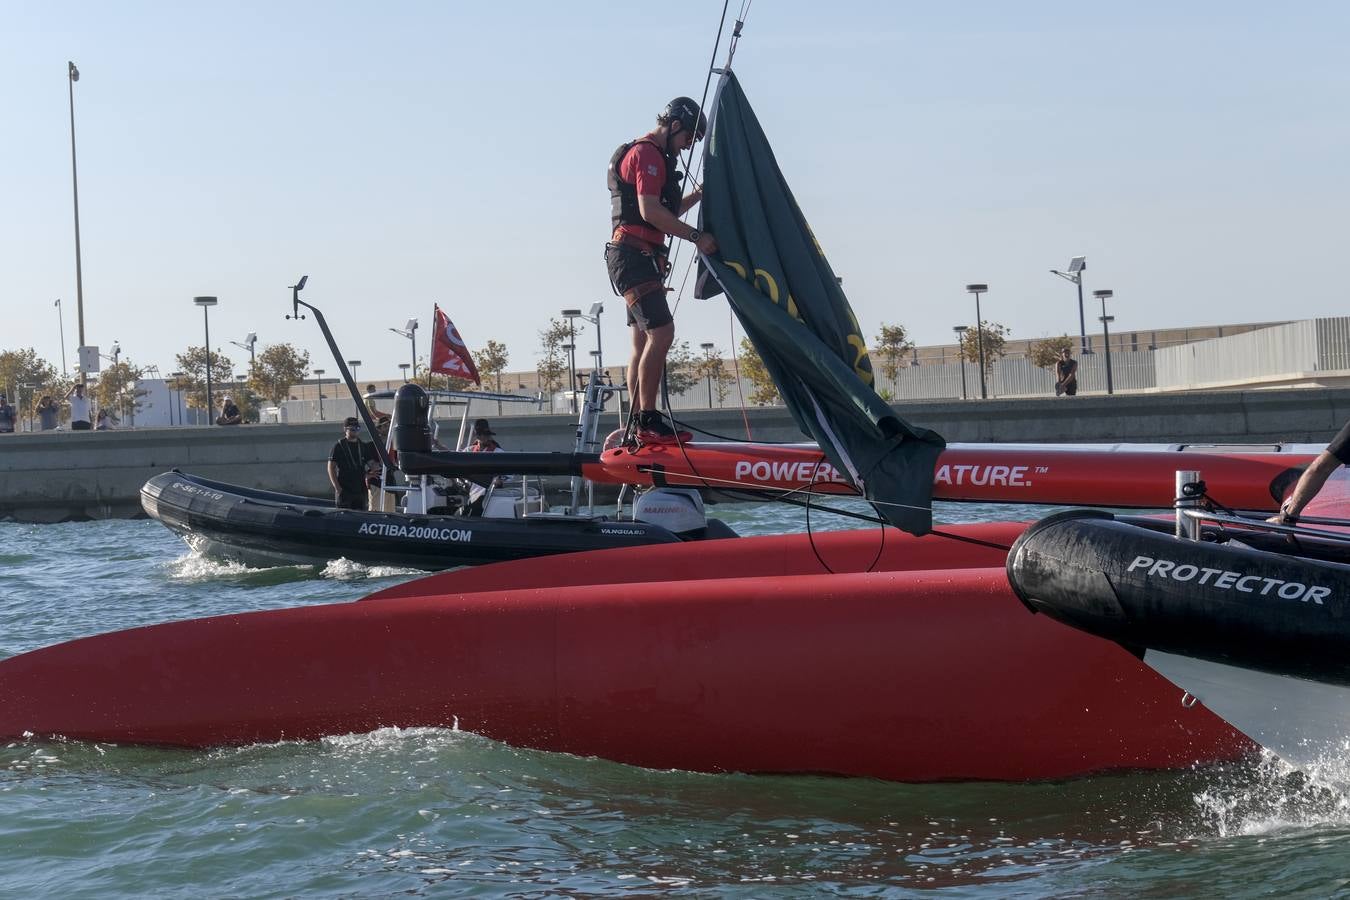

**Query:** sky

left=4, top=1, right=1348, bottom=384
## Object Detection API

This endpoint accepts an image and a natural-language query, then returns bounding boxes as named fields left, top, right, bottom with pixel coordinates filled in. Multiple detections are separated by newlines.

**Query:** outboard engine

left=393, top=384, right=431, bottom=454
left=633, top=488, right=708, bottom=536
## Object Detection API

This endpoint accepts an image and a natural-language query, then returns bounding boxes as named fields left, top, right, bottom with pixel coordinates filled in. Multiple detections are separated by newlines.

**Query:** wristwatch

left=688, top=228, right=702, bottom=243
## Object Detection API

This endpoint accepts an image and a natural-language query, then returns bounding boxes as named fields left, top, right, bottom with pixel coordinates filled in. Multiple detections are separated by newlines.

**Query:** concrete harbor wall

left=3, top=387, right=1349, bottom=523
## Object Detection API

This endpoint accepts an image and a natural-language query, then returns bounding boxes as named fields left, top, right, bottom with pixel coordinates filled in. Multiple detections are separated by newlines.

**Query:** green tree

left=174, top=346, right=235, bottom=412
left=664, top=341, right=699, bottom=398
left=250, top=343, right=312, bottom=405
left=93, top=359, right=147, bottom=424
left=474, top=340, right=510, bottom=394
left=693, top=346, right=733, bottom=406
left=0, top=349, right=61, bottom=423
left=536, top=318, right=570, bottom=402
left=1030, top=335, right=1075, bottom=370
left=958, top=321, right=1010, bottom=377
left=873, top=323, right=915, bottom=384
left=738, top=337, right=781, bottom=406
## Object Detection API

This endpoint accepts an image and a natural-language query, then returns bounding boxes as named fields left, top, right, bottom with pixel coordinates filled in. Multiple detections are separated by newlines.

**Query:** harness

left=607, top=137, right=684, bottom=236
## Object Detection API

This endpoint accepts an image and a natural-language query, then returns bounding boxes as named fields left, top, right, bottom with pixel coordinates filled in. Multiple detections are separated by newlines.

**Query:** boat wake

left=163, top=552, right=316, bottom=585
left=1193, top=750, right=1350, bottom=838
left=319, top=558, right=431, bottom=581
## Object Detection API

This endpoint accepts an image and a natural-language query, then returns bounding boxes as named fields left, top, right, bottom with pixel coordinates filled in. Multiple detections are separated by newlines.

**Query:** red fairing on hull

left=0, top=526, right=1251, bottom=781
left=586, top=443, right=1310, bottom=511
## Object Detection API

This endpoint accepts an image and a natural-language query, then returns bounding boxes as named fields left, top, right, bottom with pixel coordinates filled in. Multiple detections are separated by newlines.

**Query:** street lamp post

left=169, top=371, right=184, bottom=426
left=193, top=296, right=218, bottom=417
left=67, top=62, right=88, bottom=387
left=347, top=360, right=361, bottom=384
left=1050, top=256, right=1089, bottom=356
left=699, top=342, right=716, bottom=407
left=389, top=320, right=418, bottom=382
left=965, top=284, right=989, bottom=400
left=398, top=363, right=410, bottom=382
left=1094, top=289, right=1115, bottom=395
left=313, top=369, right=326, bottom=421
left=230, top=333, right=258, bottom=372
left=561, top=308, right=582, bottom=413
left=953, top=325, right=969, bottom=400
left=55, top=299, right=68, bottom=374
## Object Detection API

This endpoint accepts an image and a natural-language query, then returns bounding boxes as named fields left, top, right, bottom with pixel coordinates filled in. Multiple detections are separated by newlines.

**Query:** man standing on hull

left=605, top=96, right=718, bottom=442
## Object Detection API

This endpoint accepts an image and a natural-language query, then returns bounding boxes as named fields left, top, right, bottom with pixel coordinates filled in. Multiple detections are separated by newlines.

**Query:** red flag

left=429, top=306, right=481, bottom=385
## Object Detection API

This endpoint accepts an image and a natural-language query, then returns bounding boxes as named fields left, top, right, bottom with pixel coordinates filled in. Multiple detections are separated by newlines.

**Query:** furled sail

left=694, top=71, right=945, bottom=534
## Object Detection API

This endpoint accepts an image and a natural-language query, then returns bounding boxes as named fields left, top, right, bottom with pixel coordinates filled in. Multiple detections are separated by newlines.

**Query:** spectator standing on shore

left=66, top=383, right=92, bottom=430
left=327, top=416, right=378, bottom=510
left=0, top=394, right=15, bottom=433
left=1054, top=348, right=1079, bottom=397
left=216, top=395, right=242, bottom=425
left=36, top=395, right=59, bottom=431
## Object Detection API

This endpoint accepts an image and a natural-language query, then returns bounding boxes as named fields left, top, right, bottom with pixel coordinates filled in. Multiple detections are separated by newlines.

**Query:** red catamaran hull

left=0, top=523, right=1252, bottom=780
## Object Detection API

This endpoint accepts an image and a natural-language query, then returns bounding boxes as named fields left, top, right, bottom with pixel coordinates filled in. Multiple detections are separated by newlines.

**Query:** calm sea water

left=4, top=505, right=1350, bottom=898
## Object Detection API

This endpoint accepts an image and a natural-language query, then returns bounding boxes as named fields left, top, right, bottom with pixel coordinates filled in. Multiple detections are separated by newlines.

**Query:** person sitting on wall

left=95, top=408, right=114, bottom=430
left=1054, top=347, right=1079, bottom=397
left=216, top=395, right=243, bottom=426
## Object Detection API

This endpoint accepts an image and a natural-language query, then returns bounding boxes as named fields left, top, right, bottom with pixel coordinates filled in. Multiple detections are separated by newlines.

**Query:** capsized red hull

left=0, top=523, right=1252, bottom=781
left=588, top=442, right=1312, bottom=510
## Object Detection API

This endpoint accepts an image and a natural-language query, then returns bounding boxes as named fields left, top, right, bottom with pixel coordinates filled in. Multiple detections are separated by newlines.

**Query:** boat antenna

left=285, top=275, right=395, bottom=473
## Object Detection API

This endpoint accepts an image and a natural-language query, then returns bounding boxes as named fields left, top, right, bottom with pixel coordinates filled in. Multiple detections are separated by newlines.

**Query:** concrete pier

left=3, top=387, right=1348, bottom=523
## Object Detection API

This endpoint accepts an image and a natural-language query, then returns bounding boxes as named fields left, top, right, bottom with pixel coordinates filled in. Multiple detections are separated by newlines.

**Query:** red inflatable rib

left=0, top=522, right=1252, bottom=781
left=586, top=443, right=1311, bottom=510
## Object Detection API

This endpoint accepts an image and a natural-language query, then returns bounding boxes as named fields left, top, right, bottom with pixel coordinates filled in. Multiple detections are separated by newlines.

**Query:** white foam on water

left=163, top=551, right=314, bottom=582
left=319, top=558, right=428, bottom=580
left=1193, top=749, right=1350, bottom=838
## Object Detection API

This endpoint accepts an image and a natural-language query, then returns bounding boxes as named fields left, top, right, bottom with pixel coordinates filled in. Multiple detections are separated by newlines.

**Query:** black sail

left=694, top=71, right=945, bottom=534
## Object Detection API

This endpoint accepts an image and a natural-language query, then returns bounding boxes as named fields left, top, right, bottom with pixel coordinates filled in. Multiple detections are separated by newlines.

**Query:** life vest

left=608, top=138, right=684, bottom=235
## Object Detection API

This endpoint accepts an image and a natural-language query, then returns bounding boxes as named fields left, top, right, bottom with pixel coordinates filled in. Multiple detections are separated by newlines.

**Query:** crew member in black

left=1270, top=420, right=1350, bottom=524
left=327, top=417, right=378, bottom=510
left=605, top=96, right=718, bottom=441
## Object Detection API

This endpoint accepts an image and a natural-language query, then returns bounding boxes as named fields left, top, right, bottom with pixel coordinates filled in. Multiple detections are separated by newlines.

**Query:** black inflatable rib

left=1007, top=510, right=1350, bottom=687
left=141, top=471, right=735, bottom=571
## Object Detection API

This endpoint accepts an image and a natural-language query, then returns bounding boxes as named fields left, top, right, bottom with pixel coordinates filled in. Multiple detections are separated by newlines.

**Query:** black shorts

left=1328, top=419, right=1350, bottom=465
left=606, top=243, right=672, bottom=331
left=335, top=488, right=368, bottom=511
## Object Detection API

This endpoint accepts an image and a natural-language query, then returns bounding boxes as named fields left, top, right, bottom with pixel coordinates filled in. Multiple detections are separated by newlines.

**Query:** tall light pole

left=169, top=371, right=184, bottom=426
left=67, top=62, right=88, bottom=386
left=389, top=319, right=418, bottom=382
left=953, top=325, right=969, bottom=400
left=1094, top=289, right=1115, bottom=395
left=347, top=360, right=361, bottom=383
left=398, top=362, right=410, bottom=382
left=1049, top=256, right=1088, bottom=356
left=561, top=308, right=582, bottom=413
left=55, top=299, right=68, bottom=374
left=193, top=296, right=218, bottom=418
left=965, top=284, right=989, bottom=400
left=707, top=340, right=718, bottom=407
left=230, top=333, right=257, bottom=371
left=313, top=369, right=326, bottom=421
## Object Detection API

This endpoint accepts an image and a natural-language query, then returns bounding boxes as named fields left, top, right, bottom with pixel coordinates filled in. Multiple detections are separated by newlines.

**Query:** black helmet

left=662, top=96, right=707, bottom=139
